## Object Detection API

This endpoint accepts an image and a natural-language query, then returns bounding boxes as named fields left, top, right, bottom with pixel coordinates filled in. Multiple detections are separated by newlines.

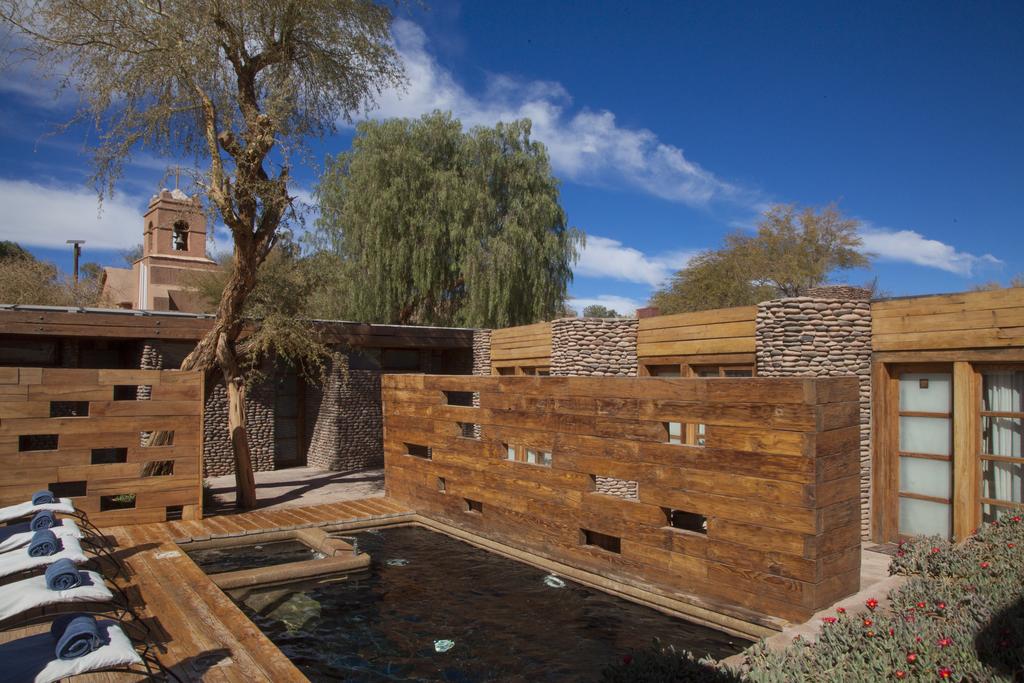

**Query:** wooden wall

left=489, top=322, right=552, bottom=374
left=637, top=306, right=756, bottom=367
left=383, top=374, right=861, bottom=624
left=0, top=367, right=203, bottom=526
left=872, top=288, right=1024, bottom=355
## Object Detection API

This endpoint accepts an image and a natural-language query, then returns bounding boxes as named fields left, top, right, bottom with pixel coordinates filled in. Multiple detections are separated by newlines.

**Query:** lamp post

left=66, top=240, right=85, bottom=285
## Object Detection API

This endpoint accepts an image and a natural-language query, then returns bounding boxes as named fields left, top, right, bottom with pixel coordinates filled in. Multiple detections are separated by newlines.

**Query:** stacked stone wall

left=306, top=352, right=384, bottom=472
left=551, top=318, right=639, bottom=496
left=550, top=318, right=638, bottom=377
left=755, top=294, right=873, bottom=538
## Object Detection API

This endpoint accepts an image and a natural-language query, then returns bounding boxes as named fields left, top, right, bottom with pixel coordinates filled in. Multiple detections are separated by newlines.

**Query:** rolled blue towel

left=28, top=529, right=59, bottom=557
left=45, top=558, right=81, bottom=591
left=51, top=613, right=101, bottom=660
left=30, top=509, right=56, bottom=530
left=32, top=490, right=55, bottom=506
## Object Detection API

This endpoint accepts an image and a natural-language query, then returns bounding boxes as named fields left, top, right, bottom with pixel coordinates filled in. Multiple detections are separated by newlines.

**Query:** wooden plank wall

left=383, top=374, right=861, bottom=624
left=637, top=306, right=757, bottom=366
left=0, top=367, right=203, bottom=526
left=872, top=287, right=1024, bottom=353
left=489, top=322, right=552, bottom=373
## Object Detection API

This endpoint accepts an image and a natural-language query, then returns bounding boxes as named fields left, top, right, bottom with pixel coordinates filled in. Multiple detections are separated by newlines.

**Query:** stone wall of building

left=550, top=318, right=638, bottom=377
left=472, top=329, right=492, bottom=377
left=550, top=318, right=639, bottom=496
left=755, top=291, right=873, bottom=538
left=306, top=351, right=384, bottom=472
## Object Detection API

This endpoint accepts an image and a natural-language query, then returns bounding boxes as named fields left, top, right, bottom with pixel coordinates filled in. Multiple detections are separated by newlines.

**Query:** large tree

left=314, top=111, right=583, bottom=328
left=0, top=241, right=102, bottom=306
left=1, top=1, right=405, bottom=508
left=651, top=204, right=870, bottom=313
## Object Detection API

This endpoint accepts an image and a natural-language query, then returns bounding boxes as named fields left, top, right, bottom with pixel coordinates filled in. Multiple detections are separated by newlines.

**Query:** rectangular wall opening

left=589, top=474, right=639, bottom=499
left=141, top=460, right=175, bottom=477
left=91, top=447, right=128, bottom=464
left=49, top=401, right=89, bottom=418
left=581, top=529, right=621, bottom=554
left=100, top=494, right=137, bottom=511
left=165, top=505, right=184, bottom=521
left=457, top=422, right=481, bottom=439
left=465, top=498, right=483, bottom=514
left=664, top=508, right=708, bottom=535
left=48, top=481, right=86, bottom=498
left=19, top=434, right=58, bottom=452
left=443, top=390, right=475, bottom=407
left=437, top=477, right=447, bottom=493
left=663, top=422, right=706, bottom=447
left=405, top=443, right=432, bottom=459
left=140, top=431, right=174, bottom=447
left=113, top=385, right=148, bottom=401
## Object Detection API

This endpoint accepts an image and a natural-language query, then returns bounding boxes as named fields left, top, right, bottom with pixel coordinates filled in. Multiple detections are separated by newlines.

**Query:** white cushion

left=0, top=620, right=143, bottom=683
left=0, top=535, right=89, bottom=579
left=0, top=519, right=84, bottom=554
left=0, top=499, right=76, bottom=524
left=0, top=569, right=113, bottom=622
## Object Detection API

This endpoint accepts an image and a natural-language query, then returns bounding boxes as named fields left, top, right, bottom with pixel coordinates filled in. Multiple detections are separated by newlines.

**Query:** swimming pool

left=228, top=525, right=748, bottom=681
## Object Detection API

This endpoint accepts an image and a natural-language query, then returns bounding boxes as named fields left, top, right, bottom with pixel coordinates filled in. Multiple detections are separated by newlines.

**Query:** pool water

left=187, top=540, right=324, bottom=574
left=230, top=525, right=749, bottom=681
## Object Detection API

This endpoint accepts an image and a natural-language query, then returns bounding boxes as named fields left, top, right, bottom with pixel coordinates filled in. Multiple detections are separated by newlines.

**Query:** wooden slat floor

left=0, top=497, right=414, bottom=682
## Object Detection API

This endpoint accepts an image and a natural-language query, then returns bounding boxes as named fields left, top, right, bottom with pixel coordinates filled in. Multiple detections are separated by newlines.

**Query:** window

left=141, top=460, right=174, bottom=476
left=665, top=421, right=683, bottom=445
left=896, top=370, right=953, bottom=538
left=382, top=349, right=421, bottom=371
left=437, top=477, right=447, bottom=493
left=664, top=508, right=707, bottom=534
left=19, top=434, right=58, bottom=451
left=647, top=365, right=682, bottom=377
left=664, top=421, right=706, bottom=447
left=50, top=401, right=89, bottom=417
left=48, top=481, right=86, bottom=498
left=100, top=494, right=136, bottom=511
left=444, top=391, right=474, bottom=407
left=504, top=444, right=552, bottom=467
left=172, top=221, right=189, bottom=251
left=465, top=498, right=483, bottom=514
left=980, top=369, right=1023, bottom=523
left=505, top=443, right=516, bottom=461
left=91, top=448, right=128, bottom=464
left=457, top=422, right=480, bottom=439
left=165, top=505, right=184, bottom=521
left=581, top=529, right=621, bottom=553
left=693, top=365, right=754, bottom=377
left=405, top=443, right=431, bottom=459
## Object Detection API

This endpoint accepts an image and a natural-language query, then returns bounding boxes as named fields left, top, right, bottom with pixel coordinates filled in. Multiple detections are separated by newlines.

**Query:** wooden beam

left=952, top=362, right=979, bottom=540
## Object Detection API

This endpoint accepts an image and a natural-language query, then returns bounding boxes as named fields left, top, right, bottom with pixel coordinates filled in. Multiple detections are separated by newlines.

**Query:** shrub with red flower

left=866, top=598, right=879, bottom=611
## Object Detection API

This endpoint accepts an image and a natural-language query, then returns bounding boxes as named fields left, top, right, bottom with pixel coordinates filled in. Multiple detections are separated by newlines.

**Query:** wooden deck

left=0, top=497, right=413, bottom=682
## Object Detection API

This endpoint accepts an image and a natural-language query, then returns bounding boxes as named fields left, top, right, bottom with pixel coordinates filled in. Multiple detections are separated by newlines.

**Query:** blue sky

left=1, top=1, right=1022, bottom=313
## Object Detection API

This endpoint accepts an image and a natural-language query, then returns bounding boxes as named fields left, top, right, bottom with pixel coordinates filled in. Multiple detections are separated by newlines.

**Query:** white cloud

left=0, top=179, right=144, bottom=249
left=859, top=225, right=1001, bottom=276
left=568, top=294, right=645, bottom=316
left=367, top=20, right=750, bottom=208
left=575, top=235, right=696, bottom=287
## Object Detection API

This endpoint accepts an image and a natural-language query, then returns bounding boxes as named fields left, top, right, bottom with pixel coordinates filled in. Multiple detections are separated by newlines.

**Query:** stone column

left=550, top=317, right=638, bottom=377
left=306, top=351, right=384, bottom=472
left=755, top=286, right=873, bottom=539
left=551, top=317, right=640, bottom=498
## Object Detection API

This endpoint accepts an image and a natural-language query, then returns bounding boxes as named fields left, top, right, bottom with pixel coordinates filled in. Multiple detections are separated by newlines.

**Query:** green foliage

left=582, top=304, right=624, bottom=318
left=0, top=240, right=33, bottom=261
left=195, top=244, right=330, bottom=383
left=602, top=641, right=740, bottom=682
left=651, top=204, right=870, bottom=313
left=0, top=241, right=102, bottom=306
left=314, top=111, right=583, bottom=328
left=604, top=517, right=1024, bottom=682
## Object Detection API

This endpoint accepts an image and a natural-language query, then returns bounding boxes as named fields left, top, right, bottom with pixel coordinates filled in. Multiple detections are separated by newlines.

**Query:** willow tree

left=315, top=111, right=583, bottom=327
left=0, top=1, right=405, bottom=508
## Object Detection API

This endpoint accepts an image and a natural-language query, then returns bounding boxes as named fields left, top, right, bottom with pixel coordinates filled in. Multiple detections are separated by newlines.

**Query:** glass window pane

left=526, top=449, right=537, bottom=464
left=981, top=501, right=1024, bottom=525
left=899, top=416, right=951, bottom=455
left=506, top=445, right=516, bottom=461
left=899, top=372, right=951, bottom=413
left=899, top=497, right=951, bottom=538
left=981, top=460, right=1024, bottom=504
left=899, top=456, right=951, bottom=499
left=983, top=370, right=1024, bottom=413
left=982, top=416, right=1022, bottom=457
left=724, top=368, right=753, bottom=377
left=649, top=365, right=681, bottom=377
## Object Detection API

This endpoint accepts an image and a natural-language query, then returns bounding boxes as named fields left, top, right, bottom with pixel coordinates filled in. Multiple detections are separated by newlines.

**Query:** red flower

left=866, top=598, right=879, bottom=611
left=938, top=666, right=953, bottom=679
left=890, top=628, right=896, bottom=636
left=907, top=653, right=918, bottom=664
left=1008, top=543, right=1016, bottom=549
left=622, top=655, right=632, bottom=665
left=836, top=607, right=846, bottom=614
left=980, top=561, right=990, bottom=569
left=863, top=618, right=874, bottom=627
left=897, top=549, right=906, bottom=557
left=931, top=547, right=941, bottom=554
left=1012, top=515, right=1021, bottom=522
left=822, top=617, right=837, bottom=624
left=916, top=601, right=927, bottom=609
left=894, top=671, right=907, bottom=680
left=915, top=636, right=924, bottom=643
left=866, top=630, right=876, bottom=638
left=938, top=637, right=953, bottom=648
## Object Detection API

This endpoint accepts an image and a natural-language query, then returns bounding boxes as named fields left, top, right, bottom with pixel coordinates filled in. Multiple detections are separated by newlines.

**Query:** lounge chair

left=0, top=568, right=113, bottom=623
left=0, top=535, right=88, bottom=581
left=0, top=615, right=150, bottom=683
left=0, top=499, right=75, bottom=525
left=0, top=519, right=83, bottom=554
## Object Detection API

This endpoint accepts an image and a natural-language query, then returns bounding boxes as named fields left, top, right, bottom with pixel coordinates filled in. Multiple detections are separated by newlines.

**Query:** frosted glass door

left=897, top=371, right=953, bottom=539
left=980, top=369, right=1024, bottom=523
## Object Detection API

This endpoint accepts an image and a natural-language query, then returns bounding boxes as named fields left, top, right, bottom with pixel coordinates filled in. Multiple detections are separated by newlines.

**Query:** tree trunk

left=224, top=366, right=257, bottom=510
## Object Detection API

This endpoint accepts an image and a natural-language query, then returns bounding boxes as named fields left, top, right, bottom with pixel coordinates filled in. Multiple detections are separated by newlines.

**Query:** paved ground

left=204, top=465, right=385, bottom=514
